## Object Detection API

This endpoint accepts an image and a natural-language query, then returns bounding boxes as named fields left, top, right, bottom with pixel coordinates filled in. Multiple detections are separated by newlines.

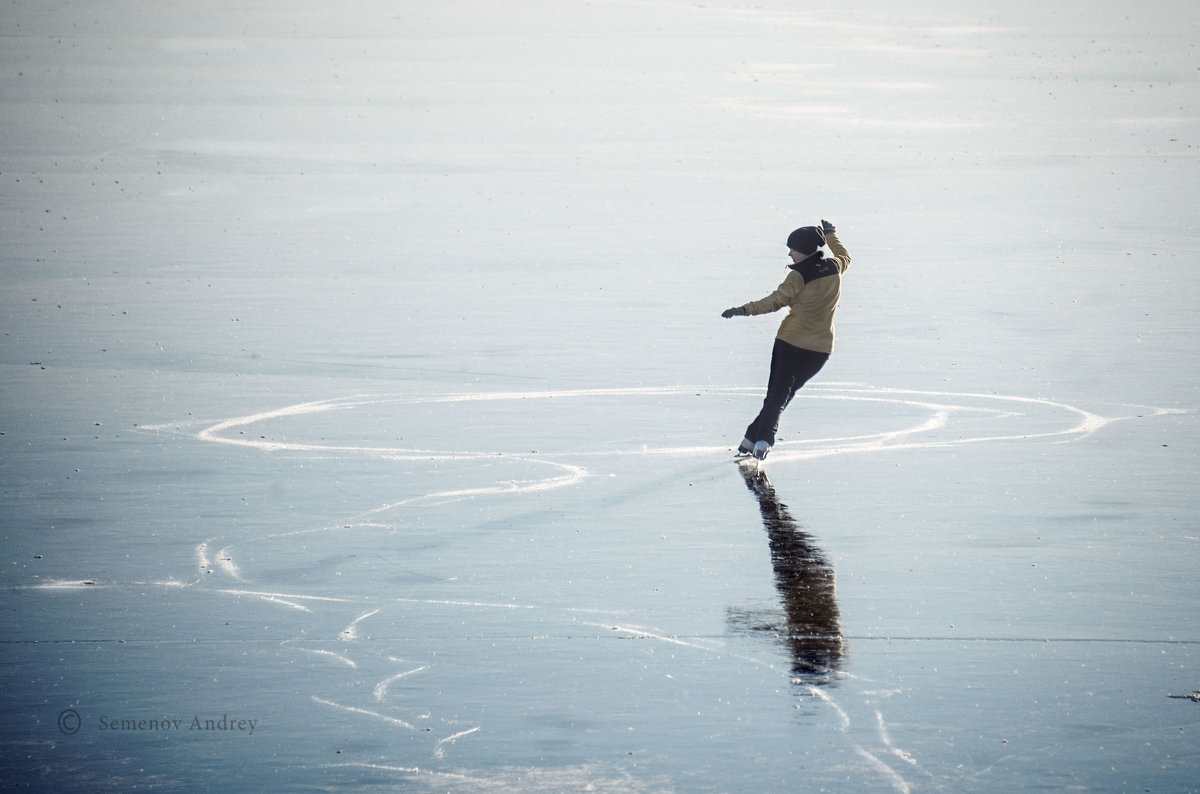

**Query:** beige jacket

left=740, top=231, right=851, bottom=354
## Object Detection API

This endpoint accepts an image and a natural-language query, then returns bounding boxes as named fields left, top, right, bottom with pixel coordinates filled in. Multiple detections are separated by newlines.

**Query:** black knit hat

left=786, top=226, right=826, bottom=255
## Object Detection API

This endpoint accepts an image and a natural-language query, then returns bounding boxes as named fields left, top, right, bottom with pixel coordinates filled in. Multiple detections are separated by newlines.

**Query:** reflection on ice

left=728, top=463, right=845, bottom=687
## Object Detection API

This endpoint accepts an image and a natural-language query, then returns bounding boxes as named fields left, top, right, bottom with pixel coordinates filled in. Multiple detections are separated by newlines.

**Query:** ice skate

left=752, top=440, right=772, bottom=460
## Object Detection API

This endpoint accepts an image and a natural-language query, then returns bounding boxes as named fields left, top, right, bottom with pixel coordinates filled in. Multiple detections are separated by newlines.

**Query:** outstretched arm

left=723, top=274, right=800, bottom=319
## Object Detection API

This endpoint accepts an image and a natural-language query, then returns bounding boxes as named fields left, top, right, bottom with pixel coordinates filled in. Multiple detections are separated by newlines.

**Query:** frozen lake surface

left=3, top=1, right=1198, bottom=791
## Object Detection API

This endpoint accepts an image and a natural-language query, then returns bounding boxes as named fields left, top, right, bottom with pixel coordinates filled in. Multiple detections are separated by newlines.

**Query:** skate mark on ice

left=146, top=384, right=1162, bottom=476
left=310, top=695, right=419, bottom=731
left=855, top=746, right=913, bottom=794
left=373, top=665, right=430, bottom=703
left=123, top=384, right=1178, bottom=788
left=434, top=726, right=481, bottom=759
left=339, top=608, right=380, bottom=640
left=285, top=644, right=358, bottom=669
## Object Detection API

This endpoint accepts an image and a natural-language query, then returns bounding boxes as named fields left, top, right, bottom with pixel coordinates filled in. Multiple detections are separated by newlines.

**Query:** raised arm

left=821, top=219, right=851, bottom=274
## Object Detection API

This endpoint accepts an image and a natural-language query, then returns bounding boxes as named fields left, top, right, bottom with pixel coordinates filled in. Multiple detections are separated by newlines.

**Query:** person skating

left=721, top=219, right=851, bottom=460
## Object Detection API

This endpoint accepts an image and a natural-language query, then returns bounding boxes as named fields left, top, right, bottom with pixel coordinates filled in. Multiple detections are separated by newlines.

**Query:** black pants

left=744, top=339, right=829, bottom=447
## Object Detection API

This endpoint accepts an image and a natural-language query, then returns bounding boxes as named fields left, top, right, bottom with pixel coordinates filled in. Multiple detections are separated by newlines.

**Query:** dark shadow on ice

left=727, top=463, right=845, bottom=687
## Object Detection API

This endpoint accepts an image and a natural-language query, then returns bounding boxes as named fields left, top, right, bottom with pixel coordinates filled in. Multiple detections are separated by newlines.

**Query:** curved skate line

left=183, top=383, right=1121, bottom=464
left=131, top=384, right=1149, bottom=602
left=174, top=384, right=1115, bottom=540
left=132, top=385, right=1168, bottom=791
left=187, top=393, right=592, bottom=505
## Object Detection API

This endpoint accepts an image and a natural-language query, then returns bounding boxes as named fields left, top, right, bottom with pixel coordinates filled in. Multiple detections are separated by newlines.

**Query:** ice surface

left=2, top=0, right=1198, bottom=791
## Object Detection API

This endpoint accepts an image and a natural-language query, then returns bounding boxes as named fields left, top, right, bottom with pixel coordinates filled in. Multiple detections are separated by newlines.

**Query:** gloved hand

left=820, top=219, right=836, bottom=234
left=722, top=307, right=747, bottom=318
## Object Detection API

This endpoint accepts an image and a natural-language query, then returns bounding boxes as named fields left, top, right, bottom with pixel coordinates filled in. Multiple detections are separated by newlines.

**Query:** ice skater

left=721, top=219, right=851, bottom=460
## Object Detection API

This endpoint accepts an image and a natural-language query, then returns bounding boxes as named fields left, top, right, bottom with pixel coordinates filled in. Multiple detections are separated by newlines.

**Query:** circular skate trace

left=174, top=382, right=1142, bottom=476
left=119, top=384, right=1180, bottom=791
